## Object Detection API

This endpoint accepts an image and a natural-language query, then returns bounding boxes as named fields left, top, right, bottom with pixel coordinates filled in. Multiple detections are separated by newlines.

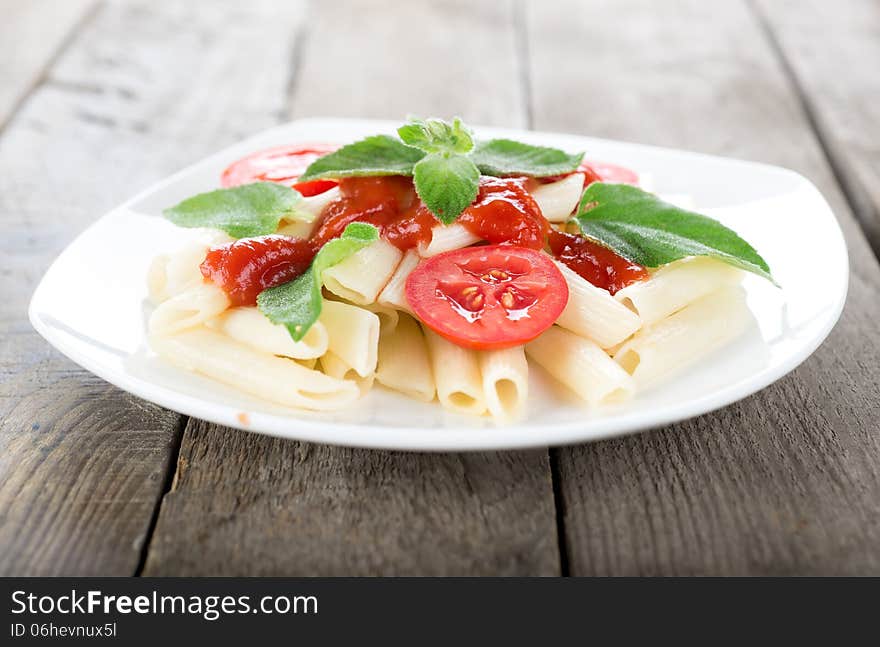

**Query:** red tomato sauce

left=309, top=176, right=435, bottom=251
left=200, top=235, right=315, bottom=307
left=547, top=229, right=649, bottom=294
left=202, top=168, right=646, bottom=307
left=457, top=177, right=548, bottom=249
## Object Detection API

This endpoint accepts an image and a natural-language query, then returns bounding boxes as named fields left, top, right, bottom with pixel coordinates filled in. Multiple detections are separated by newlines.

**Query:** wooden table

left=2, top=0, right=879, bottom=576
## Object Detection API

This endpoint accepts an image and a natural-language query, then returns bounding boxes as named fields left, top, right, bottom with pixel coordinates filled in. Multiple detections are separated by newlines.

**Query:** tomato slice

left=221, top=144, right=339, bottom=196
left=577, top=160, right=639, bottom=186
left=406, top=246, right=568, bottom=350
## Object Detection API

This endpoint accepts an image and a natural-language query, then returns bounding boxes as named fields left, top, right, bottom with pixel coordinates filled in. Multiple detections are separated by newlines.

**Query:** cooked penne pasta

left=553, top=260, right=642, bottom=348
left=479, top=346, right=529, bottom=420
left=361, top=302, right=400, bottom=336
left=147, top=255, right=173, bottom=304
left=418, top=223, right=481, bottom=257
left=149, top=282, right=230, bottom=336
left=613, top=285, right=751, bottom=387
left=377, top=249, right=421, bottom=313
left=320, top=350, right=375, bottom=396
left=529, top=173, right=584, bottom=222
left=284, top=186, right=341, bottom=223
left=150, top=327, right=360, bottom=410
left=147, top=243, right=208, bottom=304
left=615, top=257, right=742, bottom=326
left=526, top=326, right=635, bottom=406
left=376, top=313, right=435, bottom=402
left=322, top=238, right=402, bottom=304
left=208, top=306, right=328, bottom=359
left=320, top=300, right=380, bottom=377
left=275, top=220, right=315, bottom=239
left=423, top=327, right=486, bottom=415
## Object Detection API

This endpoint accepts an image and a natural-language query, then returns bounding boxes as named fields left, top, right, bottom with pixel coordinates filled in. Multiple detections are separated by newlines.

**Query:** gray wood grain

left=141, top=0, right=559, bottom=576
left=0, top=0, right=305, bottom=575
left=752, top=0, right=880, bottom=255
left=143, top=421, right=556, bottom=575
left=525, top=0, right=880, bottom=575
left=0, top=0, right=96, bottom=128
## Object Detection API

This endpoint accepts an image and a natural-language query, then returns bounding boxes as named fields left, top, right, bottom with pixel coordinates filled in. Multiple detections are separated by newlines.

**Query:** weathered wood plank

left=143, top=421, right=556, bottom=576
left=752, top=0, right=880, bottom=255
left=526, top=0, right=880, bottom=575
left=0, top=0, right=304, bottom=575
left=0, top=0, right=96, bottom=129
left=142, top=0, right=560, bottom=576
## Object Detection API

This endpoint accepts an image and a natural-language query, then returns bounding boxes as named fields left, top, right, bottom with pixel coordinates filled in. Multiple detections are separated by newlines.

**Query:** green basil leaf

left=470, top=139, right=583, bottom=177
left=256, top=223, right=379, bottom=341
left=298, top=135, right=425, bottom=182
left=412, top=153, right=480, bottom=224
left=398, top=117, right=474, bottom=154
left=163, top=182, right=301, bottom=238
left=574, top=182, right=774, bottom=282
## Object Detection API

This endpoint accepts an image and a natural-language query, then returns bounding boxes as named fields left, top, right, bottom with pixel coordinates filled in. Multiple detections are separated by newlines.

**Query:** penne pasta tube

left=529, top=173, right=584, bottom=222
left=553, top=260, right=642, bottom=348
left=207, top=306, right=329, bottom=359
left=148, top=282, right=230, bottom=336
left=375, top=313, right=435, bottom=402
left=275, top=220, right=315, bottom=239
left=377, top=249, right=421, bottom=313
left=418, top=223, right=481, bottom=257
left=322, top=238, right=402, bottom=304
left=361, top=302, right=400, bottom=337
left=147, top=231, right=235, bottom=305
left=319, top=300, right=380, bottom=377
left=281, top=186, right=341, bottom=224
left=150, top=327, right=360, bottom=410
left=479, top=346, right=529, bottom=420
left=613, top=285, right=751, bottom=388
left=614, top=257, right=742, bottom=326
left=146, top=243, right=208, bottom=304
left=526, top=326, right=635, bottom=406
left=422, top=327, right=486, bottom=416
left=146, top=254, right=173, bottom=304
left=320, top=351, right=375, bottom=396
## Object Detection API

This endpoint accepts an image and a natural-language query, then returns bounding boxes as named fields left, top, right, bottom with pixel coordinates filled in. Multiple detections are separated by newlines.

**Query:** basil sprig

left=163, top=182, right=303, bottom=238
left=256, top=222, right=379, bottom=341
left=298, top=117, right=583, bottom=223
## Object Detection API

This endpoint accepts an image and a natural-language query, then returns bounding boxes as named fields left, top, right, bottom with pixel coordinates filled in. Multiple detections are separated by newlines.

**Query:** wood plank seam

left=0, top=0, right=102, bottom=132
left=133, top=415, right=187, bottom=576
left=746, top=0, right=880, bottom=260
left=134, top=1, right=316, bottom=575
left=524, top=0, right=880, bottom=575
left=513, top=0, right=535, bottom=136
left=138, top=0, right=561, bottom=576
left=548, top=448, right=571, bottom=576
left=515, top=0, right=569, bottom=575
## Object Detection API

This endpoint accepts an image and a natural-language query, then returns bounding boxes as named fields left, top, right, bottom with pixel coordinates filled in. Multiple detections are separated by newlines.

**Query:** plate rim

left=28, top=117, right=850, bottom=451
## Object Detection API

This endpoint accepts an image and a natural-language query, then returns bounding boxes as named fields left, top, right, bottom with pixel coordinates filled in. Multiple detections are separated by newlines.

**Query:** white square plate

left=29, top=118, right=848, bottom=450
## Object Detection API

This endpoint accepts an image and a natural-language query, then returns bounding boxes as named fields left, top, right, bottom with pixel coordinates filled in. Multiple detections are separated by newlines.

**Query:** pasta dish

left=147, top=118, right=772, bottom=421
